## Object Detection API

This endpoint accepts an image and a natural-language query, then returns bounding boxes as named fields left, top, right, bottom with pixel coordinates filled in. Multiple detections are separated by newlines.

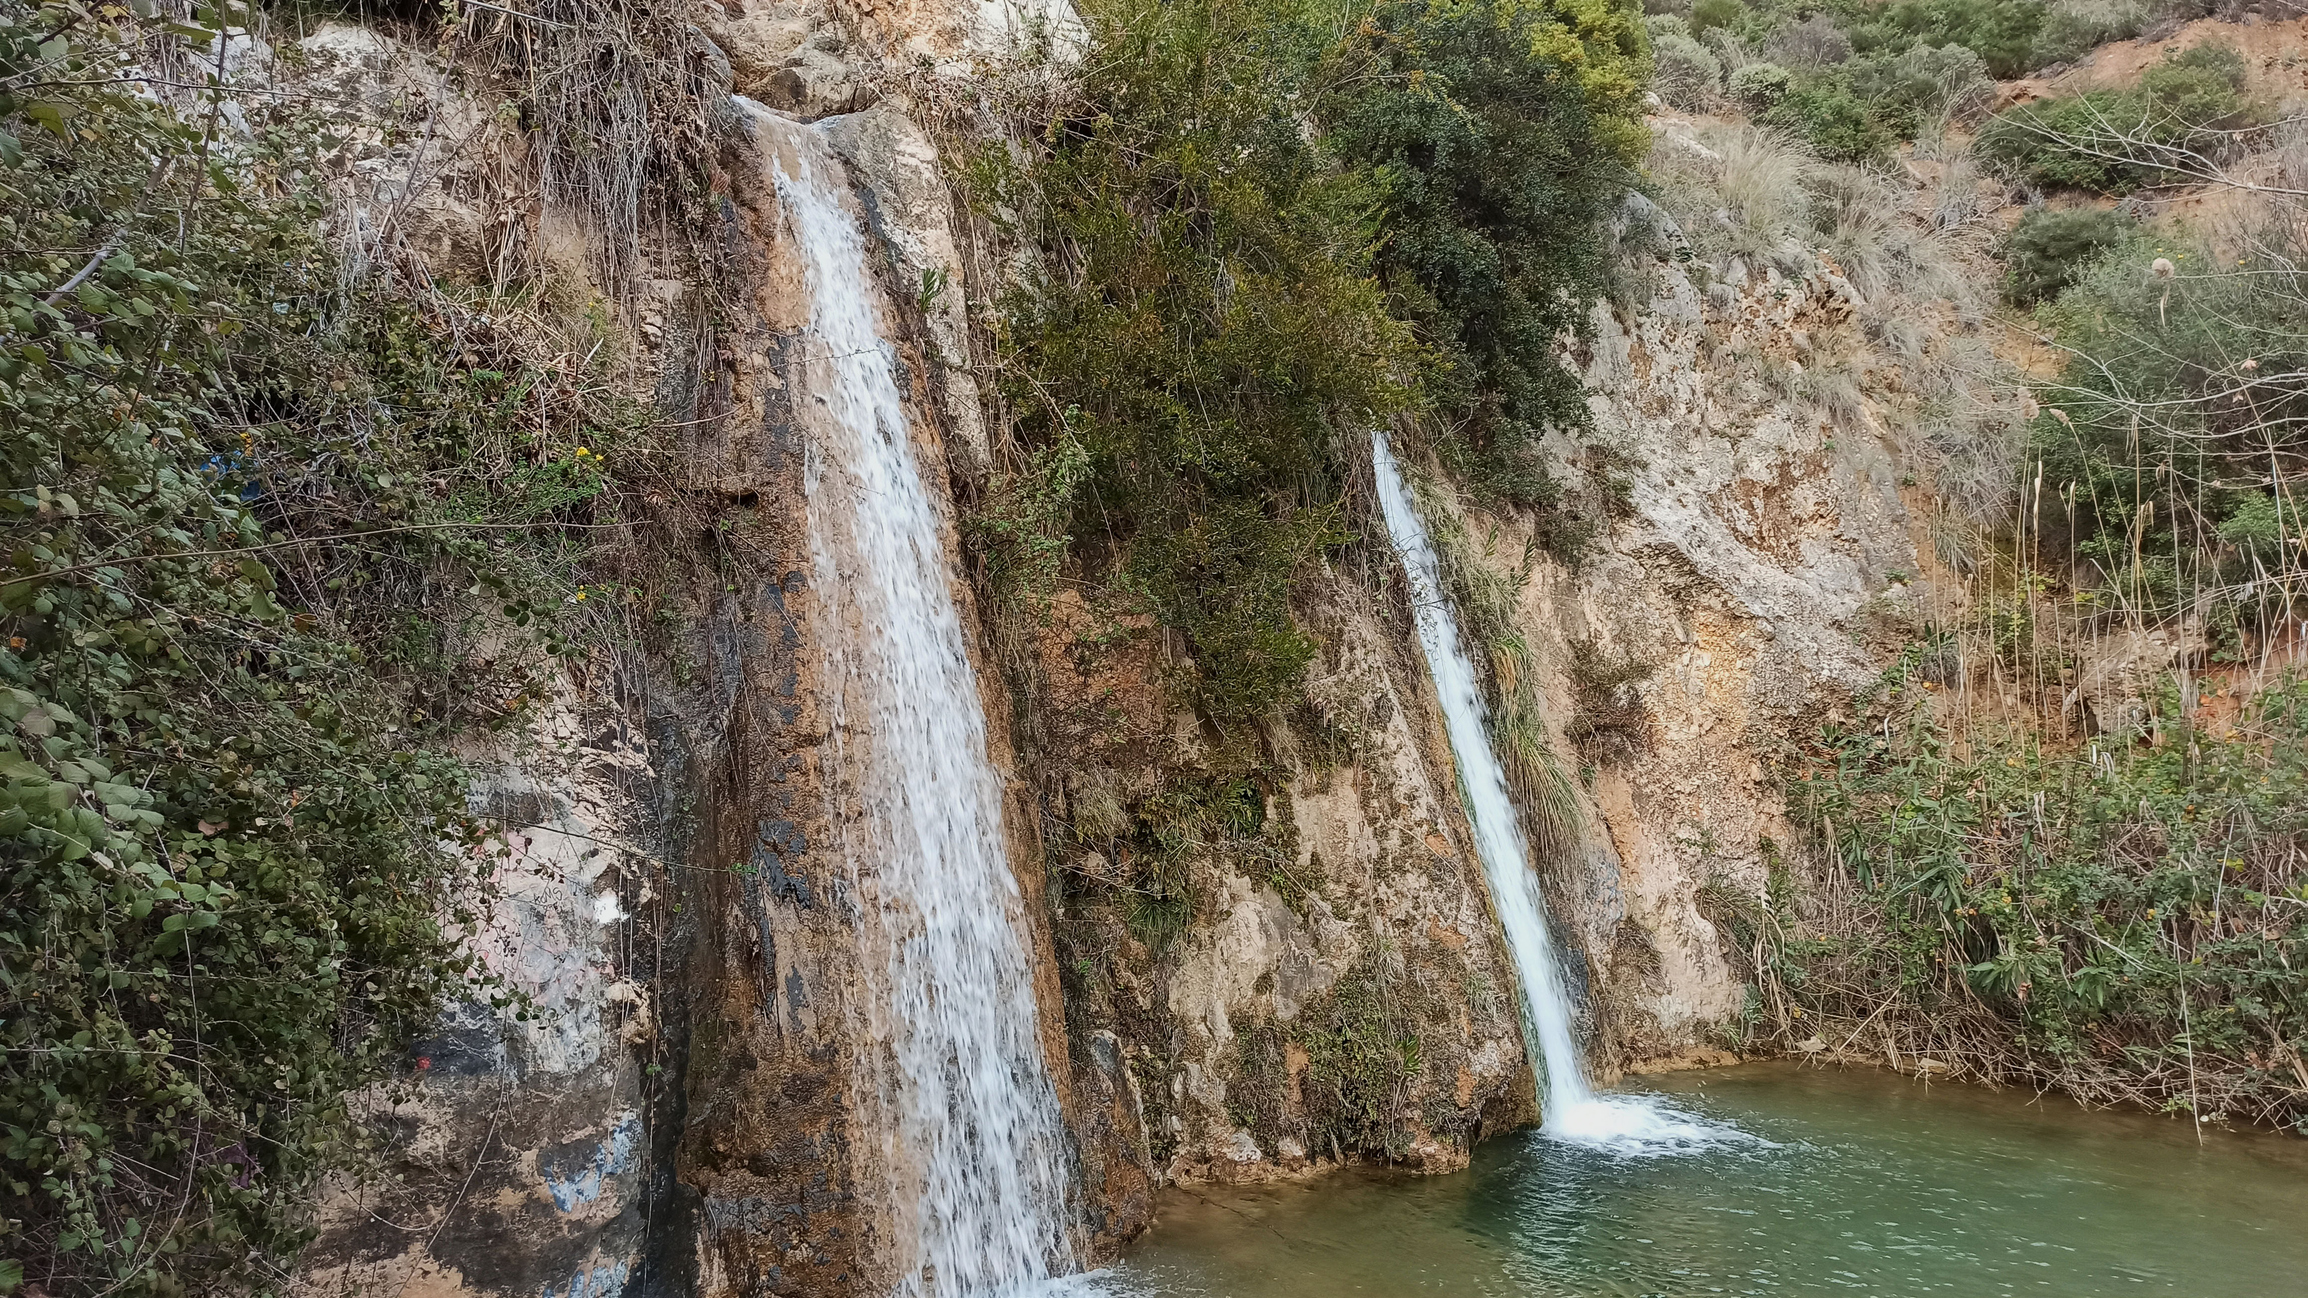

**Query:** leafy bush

left=2029, top=227, right=2308, bottom=621
left=1996, top=205, right=2135, bottom=305
left=0, top=8, right=643, bottom=1294
left=1843, top=41, right=1996, bottom=129
left=1763, top=76, right=1897, bottom=161
left=987, top=0, right=1642, bottom=721
left=988, top=0, right=1418, bottom=722
left=1765, top=12, right=1854, bottom=66
left=2138, top=39, right=2253, bottom=125
left=1728, top=60, right=1793, bottom=111
left=1651, top=21, right=1725, bottom=108
left=1977, top=42, right=2259, bottom=195
left=1829, top=0, right=2046, bottom=78
left=2032, top=0, right=2157, bottom=64
left=1690, top=0, right=1749, bottom=33
left=1979, top=90, right=2161, bottom=192
left=1327, top=0, right=1641, bottom=517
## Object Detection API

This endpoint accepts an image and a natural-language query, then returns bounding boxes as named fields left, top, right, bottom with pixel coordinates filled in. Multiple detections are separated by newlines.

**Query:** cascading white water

left=1371, top=429, right=1744, bottom=1157
left=741, top=99, right=1079, bottom=1293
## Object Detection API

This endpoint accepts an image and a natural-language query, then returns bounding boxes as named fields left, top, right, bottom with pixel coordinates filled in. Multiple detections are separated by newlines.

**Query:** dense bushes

left=1654, top=0, right=2261, bottom=162
left=1651, top=17, right=1726, bottom=109
left=1763, top=74, right=1898, bottom=159
left=983, top=0, right=1418, bottom=722
left=986, top=0, right=1639, bottom=722
left=0, top=8, right=634, bottom=1294
left=1773, top=657, right=2308, bottom=1128
left=1788, top=43, right=1997, bottom=158
left=1996, top=205, right=2134, bottom=304
left=1977, top=42, right=2258, bottom=193
left=1828, top=0, right=2044, bottom=77
left=1662, top=2, right=1997, bottom=160
left=1327, top=0, right=1643, bottom=513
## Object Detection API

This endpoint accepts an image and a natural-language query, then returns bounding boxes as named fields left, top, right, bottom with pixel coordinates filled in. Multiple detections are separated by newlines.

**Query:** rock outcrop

left=1447, top=210, right=1925, bottom=1072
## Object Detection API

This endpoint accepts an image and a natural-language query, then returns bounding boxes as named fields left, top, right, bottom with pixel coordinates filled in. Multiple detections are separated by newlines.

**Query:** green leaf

left=22, top=100, right=73, bottom=140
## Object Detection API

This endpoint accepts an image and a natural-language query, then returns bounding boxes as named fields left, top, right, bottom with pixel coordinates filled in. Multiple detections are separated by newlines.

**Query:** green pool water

left=1108, top=1062, right=2308, bottom=1297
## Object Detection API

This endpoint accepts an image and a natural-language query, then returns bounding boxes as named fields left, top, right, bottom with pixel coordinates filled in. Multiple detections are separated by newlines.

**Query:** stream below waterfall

left=1106, top=1062, right=2308, bottom=1297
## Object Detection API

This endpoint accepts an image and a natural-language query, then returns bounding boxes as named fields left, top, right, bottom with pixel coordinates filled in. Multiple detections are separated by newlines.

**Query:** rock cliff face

left=1464, top=235, right=1923, bottom=1077
left=276, top=7, right=1920, bottom=1295
left=1014, top=568, right=1539, bottom=1189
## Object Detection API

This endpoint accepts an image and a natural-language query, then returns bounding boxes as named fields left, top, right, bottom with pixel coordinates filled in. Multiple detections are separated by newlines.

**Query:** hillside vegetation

left=1638, top=1, right=2308, bottom=1129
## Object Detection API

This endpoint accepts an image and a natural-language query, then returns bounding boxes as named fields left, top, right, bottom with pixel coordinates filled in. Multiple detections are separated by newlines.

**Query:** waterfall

left=1371, top=429, right=1740, bottom=1156
left=741, top=99, right=1079, bottom=1293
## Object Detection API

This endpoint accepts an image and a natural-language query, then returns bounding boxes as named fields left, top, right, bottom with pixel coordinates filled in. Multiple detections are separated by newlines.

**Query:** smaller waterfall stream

left=742, top=99, right=1080, bottom=1294
left=1372, top=430, right=1743, bottom=1156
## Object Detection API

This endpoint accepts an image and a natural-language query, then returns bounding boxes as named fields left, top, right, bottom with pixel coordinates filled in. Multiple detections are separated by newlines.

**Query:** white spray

left=742, top=99, right=1080, bottom=1291
left=1372, top=428, right=1740, bottom=1155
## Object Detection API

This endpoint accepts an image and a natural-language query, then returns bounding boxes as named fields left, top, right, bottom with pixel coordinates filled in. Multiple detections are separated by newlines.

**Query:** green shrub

left=1829, top=0, right=2046, bottom=78
left=2032, top=0, right=2158, bottom=65
left=1977, top=42, right=2258, bottom=195
left=1296, top=955, right=1423, bottom=1153
left=1651, top=22, right=1725, bottom=108
left=1996, top=205, right=2135, bottom=305
left=1764, top=77, right=1897, bottom=161
left=2213, top=491, right=2306, bottom=564
left=1326, top=0, right=1639, bottom=522
left=1978, top=90, right=2159, bottom=192
left=1728, top=60, right=1794, bottom=111
left=1765, top=12, right=1855, bottom=66
left=1843, top=41, right=1996, bottom=128
left=2139, top=39, right=2252, bottom=125
left=1728, top=37, right=1991, bottom=155
left=989, top=0, right=1419, bottom=723
left=2030, top=227, right=2308, bottom=621
left=1690, top=0, right=1749, bottom=33
left=987, top=0, right=1643, bottom=718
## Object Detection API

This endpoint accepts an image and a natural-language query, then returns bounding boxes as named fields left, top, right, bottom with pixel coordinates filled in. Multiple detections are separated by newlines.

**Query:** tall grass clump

left=1766, top=656, right=2308, bottom=1130
left=1649, top=121, right=2022, bottom=525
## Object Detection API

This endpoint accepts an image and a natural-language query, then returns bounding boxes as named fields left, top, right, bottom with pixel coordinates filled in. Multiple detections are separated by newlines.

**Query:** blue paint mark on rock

left=541, top=1257, right=631, bottom=1298
left=540, top=1110, right=642, bottom=1213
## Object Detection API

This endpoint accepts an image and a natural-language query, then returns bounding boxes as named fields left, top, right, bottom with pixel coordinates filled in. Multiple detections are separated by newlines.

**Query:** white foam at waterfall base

left=741, top=97, right=1078, bottom=1295
left=1546, top=1094, right=1765, bottom=1158
left=1371, top=429, right=1750, bottom=1159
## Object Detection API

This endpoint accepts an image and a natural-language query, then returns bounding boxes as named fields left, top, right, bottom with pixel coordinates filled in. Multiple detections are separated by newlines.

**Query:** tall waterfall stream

left=745, top=100, right=1079, bottom=1297
left=1371, top=430, right=1737, bottom=1155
